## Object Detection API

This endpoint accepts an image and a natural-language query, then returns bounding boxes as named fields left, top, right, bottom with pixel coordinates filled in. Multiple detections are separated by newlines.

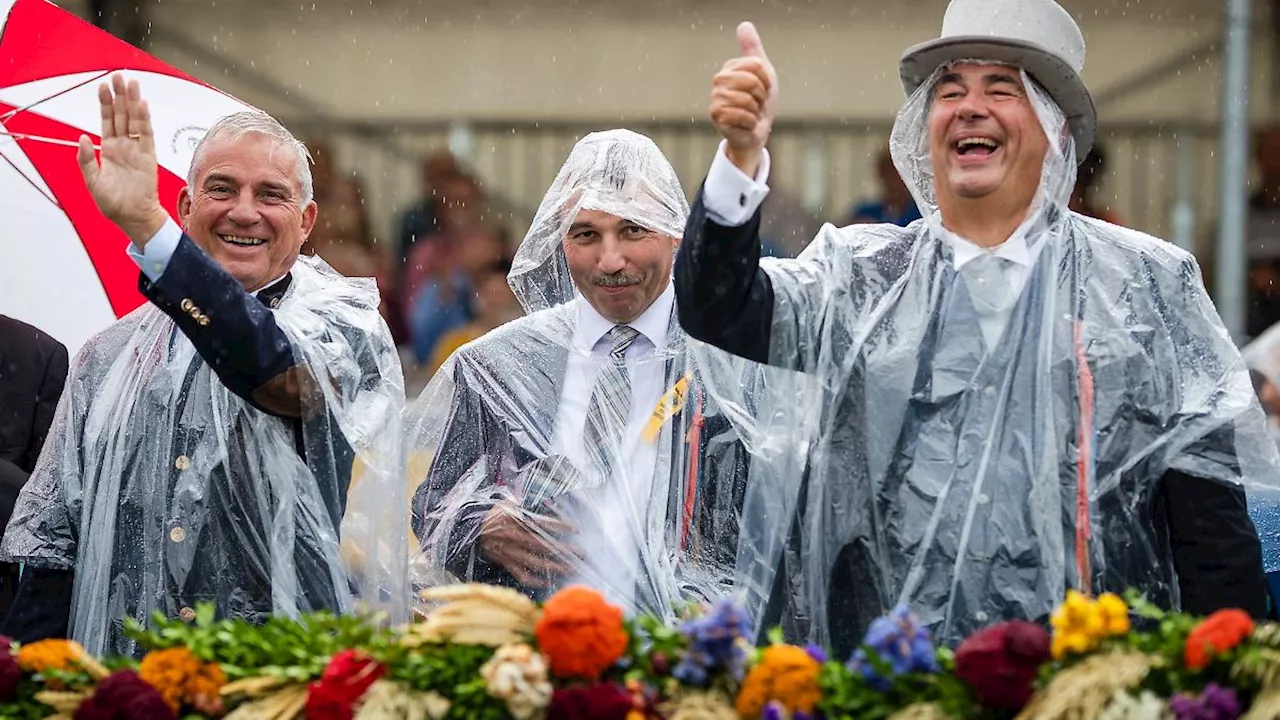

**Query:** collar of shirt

left=255, top=272, right=293, bottom=308
left=573, top=280, right=675, bottom=355
left=935, top=205, right=1050, bottom=273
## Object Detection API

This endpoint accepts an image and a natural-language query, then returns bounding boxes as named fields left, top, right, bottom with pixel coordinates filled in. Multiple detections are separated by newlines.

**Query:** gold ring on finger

left=128, top=133, right=142, bottom=140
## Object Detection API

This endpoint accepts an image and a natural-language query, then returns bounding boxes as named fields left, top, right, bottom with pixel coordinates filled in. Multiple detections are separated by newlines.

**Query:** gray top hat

left=899, top=0, right=1096, bottom=160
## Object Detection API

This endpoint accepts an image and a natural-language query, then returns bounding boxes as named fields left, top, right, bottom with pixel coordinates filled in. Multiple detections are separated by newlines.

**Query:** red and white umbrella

left=0, top=0, right=254, bottom=355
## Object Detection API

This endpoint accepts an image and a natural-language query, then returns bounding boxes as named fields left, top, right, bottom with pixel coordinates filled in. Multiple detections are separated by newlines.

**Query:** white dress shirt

left=702, top=141, right=1046, bottom=342
left=127, top=217, right=184, bottom=282
left=552, top=281, right=676, bottom=608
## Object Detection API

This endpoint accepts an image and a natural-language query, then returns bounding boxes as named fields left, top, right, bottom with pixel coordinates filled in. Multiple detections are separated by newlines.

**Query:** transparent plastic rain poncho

left=1241, top=322, right=1280, bottom=570
left=690, top=64, right=1280, bottom=653
left=0, top=256, right=408, bottom=657
left=408, top=130, right=751, bottom=618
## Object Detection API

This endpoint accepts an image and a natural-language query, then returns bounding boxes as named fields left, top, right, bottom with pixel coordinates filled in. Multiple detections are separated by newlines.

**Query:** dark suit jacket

left=0, top=316, right=68, bottom=619
left=675, top=188, right=1269, bottom=655
left=3, top=236, right=354, bottom=648
left=410, top=301, right=750, bottom=609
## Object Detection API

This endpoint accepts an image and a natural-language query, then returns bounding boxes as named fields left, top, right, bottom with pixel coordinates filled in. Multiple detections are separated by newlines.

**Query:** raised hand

left=709, top=21, right=779, bottom=177
left=75, top=74, right=170, bottom=246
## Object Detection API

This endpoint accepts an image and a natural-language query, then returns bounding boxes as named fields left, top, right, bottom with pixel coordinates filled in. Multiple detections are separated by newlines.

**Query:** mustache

left=591, top=273, right=643, bottom=287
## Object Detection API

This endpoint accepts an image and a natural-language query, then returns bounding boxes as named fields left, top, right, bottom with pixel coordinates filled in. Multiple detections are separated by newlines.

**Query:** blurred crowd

left=302, top=125, right=1280, bottom=400
left=303, top=142, right=522, bottom=395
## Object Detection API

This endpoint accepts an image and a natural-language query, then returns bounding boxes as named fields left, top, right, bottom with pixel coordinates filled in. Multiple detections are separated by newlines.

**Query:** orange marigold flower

left=138, top=647, right=227, bottom=713
left=534, top=586, right=629, bottom=681
left=15, top=639, right=85, bottom=675
left=734, top=644, right=822, bottom=720
left=1184, top=609, right=1255, bottom=671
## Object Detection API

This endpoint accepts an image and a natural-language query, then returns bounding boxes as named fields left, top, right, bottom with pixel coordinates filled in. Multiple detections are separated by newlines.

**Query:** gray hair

left=187, top=111, right=314, bottom=207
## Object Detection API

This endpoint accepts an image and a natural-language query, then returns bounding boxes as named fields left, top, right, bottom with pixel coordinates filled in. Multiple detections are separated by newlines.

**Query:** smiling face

left=178, top=132, right=318, bottom=291
left=928, top=63, right=1048, bottom=213
left=562, top=208, right=676, bottom=324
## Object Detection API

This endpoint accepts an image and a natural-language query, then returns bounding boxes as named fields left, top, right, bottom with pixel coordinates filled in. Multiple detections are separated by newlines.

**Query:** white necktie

left=961, top=254, right=1016, bottom=349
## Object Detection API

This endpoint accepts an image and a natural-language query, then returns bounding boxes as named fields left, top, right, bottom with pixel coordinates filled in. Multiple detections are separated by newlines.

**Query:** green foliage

left=379, top=642, right=507, bottom=720
left=620, top=612, right=689, bottom=684
left=817, top=648, right=976, bottom=720
left=4, top=677, right=57, bottom=720
left=123, top=603, right=392, bottom=681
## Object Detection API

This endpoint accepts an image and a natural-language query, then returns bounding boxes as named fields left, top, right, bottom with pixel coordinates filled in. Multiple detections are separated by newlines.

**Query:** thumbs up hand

left=709, top=22, right=778, bottom=177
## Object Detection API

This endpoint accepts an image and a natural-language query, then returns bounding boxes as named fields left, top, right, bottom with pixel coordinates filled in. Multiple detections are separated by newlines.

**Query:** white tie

left=961, top=254, right=1016, bottom=349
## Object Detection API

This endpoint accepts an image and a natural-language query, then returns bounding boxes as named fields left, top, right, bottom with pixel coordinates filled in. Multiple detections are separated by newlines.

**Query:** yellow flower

left=1049, top=591, right=1131, bottom=659
left=1096, top=593, right=1131, bottom=635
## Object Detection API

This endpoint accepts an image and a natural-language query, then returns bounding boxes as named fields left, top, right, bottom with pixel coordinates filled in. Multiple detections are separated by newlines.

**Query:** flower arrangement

left=4, top=585, right=1280, bottom=719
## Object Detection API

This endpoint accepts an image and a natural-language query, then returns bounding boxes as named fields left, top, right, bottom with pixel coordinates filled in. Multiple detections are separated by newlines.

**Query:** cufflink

left=739, top=193, right=747, bottom=207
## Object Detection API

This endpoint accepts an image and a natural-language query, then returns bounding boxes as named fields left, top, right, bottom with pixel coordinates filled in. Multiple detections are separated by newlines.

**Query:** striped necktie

left=582, top=325, right=640, bottom=483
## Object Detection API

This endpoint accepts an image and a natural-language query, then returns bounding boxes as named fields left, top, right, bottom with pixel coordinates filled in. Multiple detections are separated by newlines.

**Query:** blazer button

left=178, top=607, right=196, bottom=622
left=180, top=299, right=194, bottom=312
left=169, top=526, right=187, bottom=543
left=174, top=455, right=190, bottom=471
left=196, top=315, right=210, bottom=327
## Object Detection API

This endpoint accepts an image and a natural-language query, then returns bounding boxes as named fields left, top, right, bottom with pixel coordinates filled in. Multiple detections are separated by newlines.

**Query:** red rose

left=0, top=637, right=21, bottom=702
left=74, top=670, right=177, bottom=720
left=305, top=650, right=386, bottom=720
left=547, top=683, right=633, bottom=720
left=954, top=621, right=1051, bottom=711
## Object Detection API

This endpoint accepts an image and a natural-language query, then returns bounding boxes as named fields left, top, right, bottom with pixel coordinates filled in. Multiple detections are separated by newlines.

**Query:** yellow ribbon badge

left=642, top=372, right=693, bottom=444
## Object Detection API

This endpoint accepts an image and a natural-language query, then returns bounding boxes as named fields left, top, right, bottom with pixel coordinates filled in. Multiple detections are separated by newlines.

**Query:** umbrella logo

left=171, top=125, right=206, bottom=156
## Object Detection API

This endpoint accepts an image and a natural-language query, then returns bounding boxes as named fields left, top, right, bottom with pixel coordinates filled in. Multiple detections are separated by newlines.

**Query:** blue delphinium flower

left=762, top=701, right=814, bottom=720
left=672, top=598, right=752, bottom=685
left=804, top=643, right=828, bottom=663
left=846, top=604, right=939, bottom=690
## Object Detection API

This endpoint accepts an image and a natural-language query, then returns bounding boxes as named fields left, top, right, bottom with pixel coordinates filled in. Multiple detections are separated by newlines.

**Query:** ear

left=177, top=186, right=193, bottom=228
left=299, top=200, right=319, bottom=244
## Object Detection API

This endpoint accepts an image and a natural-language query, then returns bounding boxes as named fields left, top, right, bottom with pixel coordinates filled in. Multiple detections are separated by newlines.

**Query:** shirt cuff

left=126, top=218, right=182, bottom=283
left=702, top=140, right=771, bottom=227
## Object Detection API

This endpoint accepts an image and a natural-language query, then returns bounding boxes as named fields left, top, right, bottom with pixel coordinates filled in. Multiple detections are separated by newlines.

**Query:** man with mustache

left=409, top=130, right=750, bottom=618
left=1, top=76, right=406, bottom=656
left=675, top=0, right=1273, bottom=655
